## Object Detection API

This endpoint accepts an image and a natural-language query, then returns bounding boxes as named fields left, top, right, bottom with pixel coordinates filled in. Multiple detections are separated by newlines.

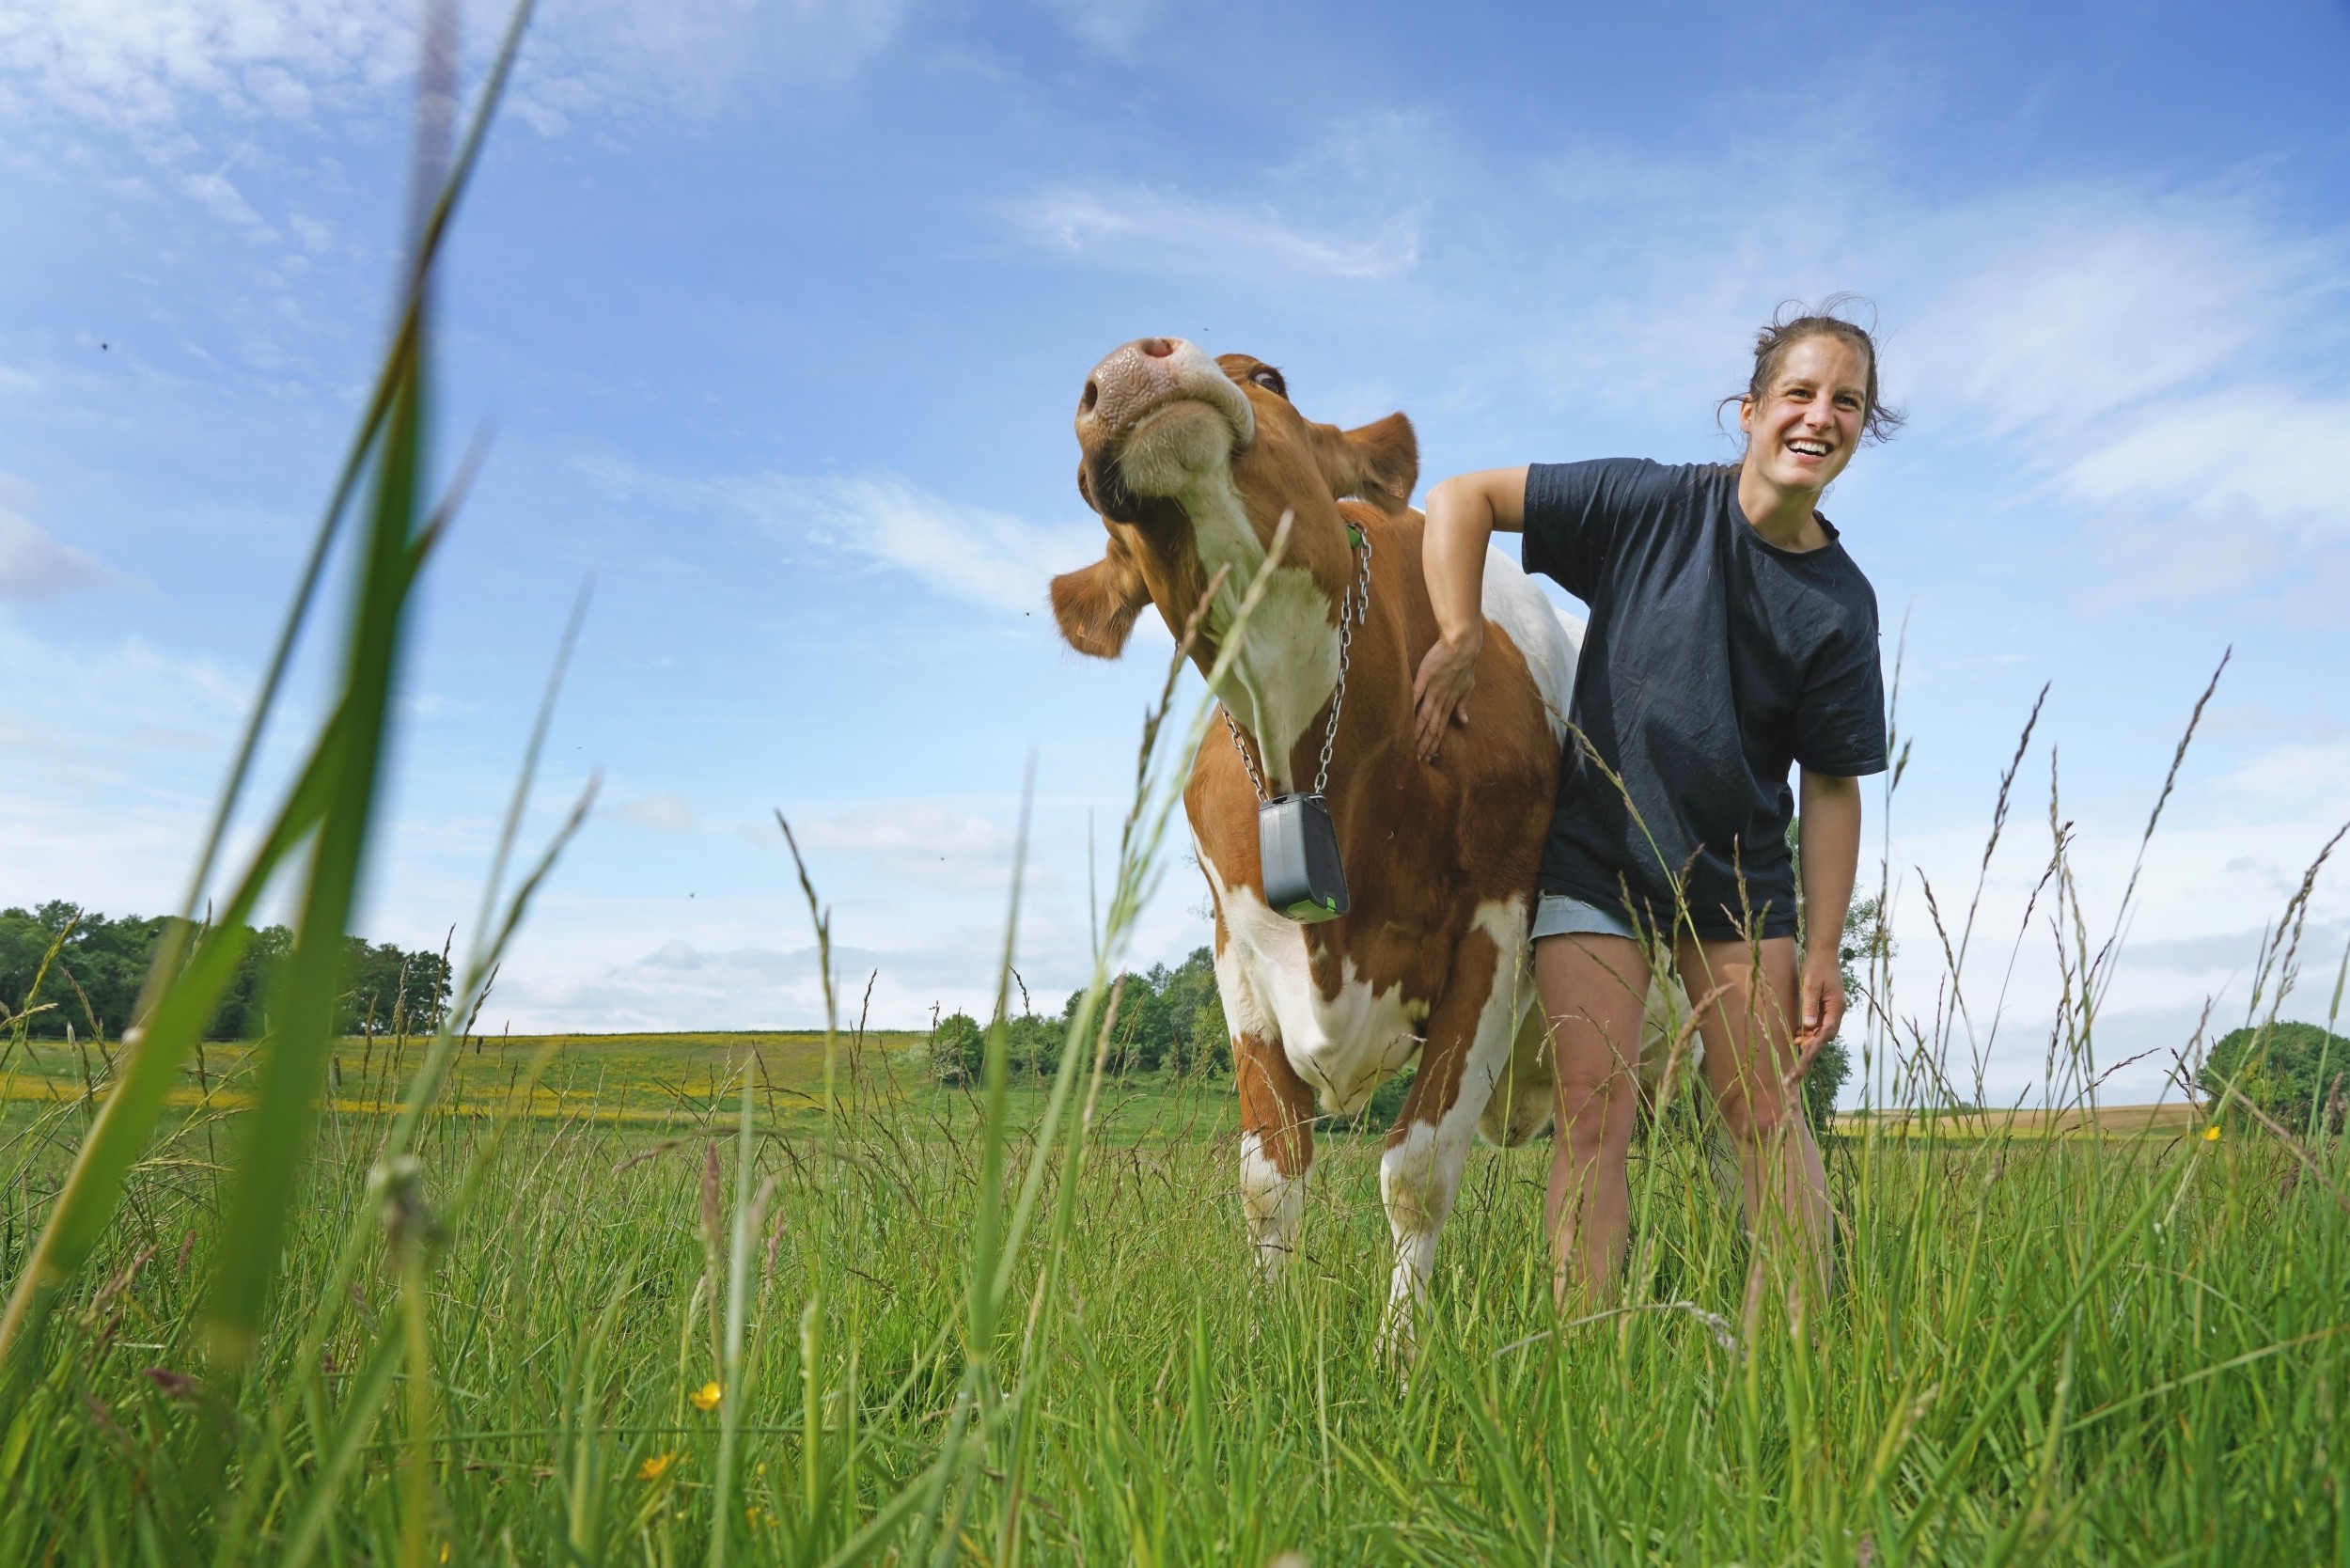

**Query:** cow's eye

left=1248, top=365, right=1289, bottom=400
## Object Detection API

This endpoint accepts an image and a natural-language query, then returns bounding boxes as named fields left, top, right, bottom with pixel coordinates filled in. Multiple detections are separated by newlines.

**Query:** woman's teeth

left=1789, top=439, right=1830, bottom=457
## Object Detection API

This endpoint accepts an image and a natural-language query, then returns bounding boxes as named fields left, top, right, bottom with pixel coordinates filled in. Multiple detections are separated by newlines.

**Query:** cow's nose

left=1080, top=337, right=1189, bottom=433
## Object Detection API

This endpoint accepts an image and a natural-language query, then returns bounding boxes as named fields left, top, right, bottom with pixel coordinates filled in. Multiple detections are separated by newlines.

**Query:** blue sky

left=4, top=0, right=2346, bottom=1102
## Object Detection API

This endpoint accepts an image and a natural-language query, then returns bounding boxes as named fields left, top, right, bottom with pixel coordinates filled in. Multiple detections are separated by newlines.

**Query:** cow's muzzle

left=1076, top=337, right=1255, bottom=450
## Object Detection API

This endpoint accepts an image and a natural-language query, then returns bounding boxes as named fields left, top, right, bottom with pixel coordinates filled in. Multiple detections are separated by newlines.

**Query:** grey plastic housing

left=1259, top=792, right=1349, bottom=923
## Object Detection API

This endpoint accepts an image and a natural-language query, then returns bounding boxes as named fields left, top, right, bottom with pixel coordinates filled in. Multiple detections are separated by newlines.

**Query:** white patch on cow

left=1478, top=545, right=1580, bottom=741
left=1238, top=1131, right=1308, bottom=1278
left=1177, top=464, right=1338, bottom=793
left=1376, top=896, right=1528, bottom=1356
left=1203, top=851, right=1427, bottom=1116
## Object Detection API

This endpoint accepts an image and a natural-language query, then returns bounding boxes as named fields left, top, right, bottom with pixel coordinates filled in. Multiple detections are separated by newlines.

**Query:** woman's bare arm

left=1412, top=465, right=1529, bottom=761
left=1794, top=769, right=1862, bottom=1057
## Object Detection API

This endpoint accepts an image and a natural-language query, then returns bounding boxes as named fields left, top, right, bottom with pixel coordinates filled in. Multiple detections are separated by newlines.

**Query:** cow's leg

left=1377, top=903, right=1522, bottom=1358
left=1235, top=1029, right=1318, bottom=1280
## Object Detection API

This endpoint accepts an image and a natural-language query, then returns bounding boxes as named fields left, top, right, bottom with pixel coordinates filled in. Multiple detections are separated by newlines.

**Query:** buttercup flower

left=639, top=1452, right=677, bottom=1482
left=691, top=1381, right=723, bottom=1412
left=2204, top=1126, right=2222, bottom=1142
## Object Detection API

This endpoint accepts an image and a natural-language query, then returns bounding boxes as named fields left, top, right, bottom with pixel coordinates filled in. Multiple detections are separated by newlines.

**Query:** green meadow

left=4, top=1036, right=2346, bottom=1564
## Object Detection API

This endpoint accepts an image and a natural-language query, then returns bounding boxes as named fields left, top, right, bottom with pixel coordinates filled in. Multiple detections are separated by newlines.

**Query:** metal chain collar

left=1220, top=521, right=1372, bottom=804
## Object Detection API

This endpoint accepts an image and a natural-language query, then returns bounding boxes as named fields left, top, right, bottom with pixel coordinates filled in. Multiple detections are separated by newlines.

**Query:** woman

left=1410, top=302, right=1897, bottom=1321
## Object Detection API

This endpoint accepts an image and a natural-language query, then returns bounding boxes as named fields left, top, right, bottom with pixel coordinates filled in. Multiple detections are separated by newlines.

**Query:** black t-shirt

left=1521, top=459, right=1888, bottom=941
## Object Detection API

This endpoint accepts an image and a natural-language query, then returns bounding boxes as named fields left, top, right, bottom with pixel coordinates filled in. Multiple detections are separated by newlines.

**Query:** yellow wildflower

left=691, top=1381, right=723, bottom=1412
left=638, top=1452, right=677, bottom=1482
left=2204, top=1125, right=2222, bottom=1142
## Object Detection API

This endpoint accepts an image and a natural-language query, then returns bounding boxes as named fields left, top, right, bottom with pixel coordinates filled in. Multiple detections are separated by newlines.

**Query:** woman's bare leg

left=1536, top=933, right=1653, bottom=1309
left=1676, top=934, right=1831, bottom=1324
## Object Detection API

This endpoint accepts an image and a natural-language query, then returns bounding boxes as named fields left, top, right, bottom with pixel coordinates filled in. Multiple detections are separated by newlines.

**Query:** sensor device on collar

left=1221, top=520, right=1372, bottom=927
left=1259, top=792, right=1348, bottom=922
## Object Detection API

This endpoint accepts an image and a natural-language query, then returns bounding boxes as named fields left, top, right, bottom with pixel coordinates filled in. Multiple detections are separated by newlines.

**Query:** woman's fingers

left=1794, top=964, right=1844, bottom=1056
left=1411, top=642, right=1475, bottom=760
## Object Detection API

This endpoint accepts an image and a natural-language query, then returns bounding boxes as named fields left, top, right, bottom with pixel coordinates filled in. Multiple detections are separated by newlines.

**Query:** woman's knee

left=1713, top=1085, right=1803, bottom=1147
left=1553, top=1062, right=1637, bottom=1152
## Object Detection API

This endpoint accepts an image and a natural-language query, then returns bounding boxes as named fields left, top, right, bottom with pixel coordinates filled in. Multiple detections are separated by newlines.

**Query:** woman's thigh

left=1533, top=933, right=1653, bottom=1090
left=1674, top=934, right=1803, bottom=1123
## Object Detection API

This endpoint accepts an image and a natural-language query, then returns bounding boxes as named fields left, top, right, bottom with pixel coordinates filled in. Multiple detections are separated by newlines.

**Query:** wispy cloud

left=588, top=461, right=1094, bottom=616
left=1888, top=194, right=2350, bottom=580
left=1033, top=0, right=1162, bottom=57
left=802, top=803, right=1023, bottom=892
left=1002, top=184, right=1421, bottom=282
left=0, top=0, right=908, bottom=214
left=0, top=510, right=146, bottom=602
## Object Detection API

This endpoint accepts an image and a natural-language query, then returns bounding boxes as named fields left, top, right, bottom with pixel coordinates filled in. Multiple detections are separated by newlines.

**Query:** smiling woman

left=1412, top=296, right=1900, bottom=1325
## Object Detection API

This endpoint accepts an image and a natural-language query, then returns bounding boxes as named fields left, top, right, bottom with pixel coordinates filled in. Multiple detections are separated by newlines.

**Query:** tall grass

left=3, top=5, right=2347, bottom=1561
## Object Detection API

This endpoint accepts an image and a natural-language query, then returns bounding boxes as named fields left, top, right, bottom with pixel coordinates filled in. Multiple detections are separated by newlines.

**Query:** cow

left=1051, top=337, right=1668, bottom=1348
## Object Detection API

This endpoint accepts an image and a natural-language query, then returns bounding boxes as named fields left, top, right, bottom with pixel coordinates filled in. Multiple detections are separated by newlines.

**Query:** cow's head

left=1050, top=337, right=1417, bottom=663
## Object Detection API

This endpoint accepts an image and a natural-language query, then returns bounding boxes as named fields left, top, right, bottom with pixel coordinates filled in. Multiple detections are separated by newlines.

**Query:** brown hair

left=1723, top=294, right=1905, bottom=445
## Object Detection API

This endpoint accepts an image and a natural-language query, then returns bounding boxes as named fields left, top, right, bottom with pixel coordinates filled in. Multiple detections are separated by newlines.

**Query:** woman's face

left=1738, top=333, right=1871, bottom=495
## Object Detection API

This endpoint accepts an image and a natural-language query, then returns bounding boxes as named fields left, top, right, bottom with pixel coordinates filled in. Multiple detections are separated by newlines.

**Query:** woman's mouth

left=1787, top=438, right=1832, bottom=460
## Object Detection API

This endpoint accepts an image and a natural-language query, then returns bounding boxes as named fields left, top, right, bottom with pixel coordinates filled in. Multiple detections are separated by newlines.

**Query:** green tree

left=930, top=1011, right=985, bottom=1086
left=1, top=902, right=451, bottom=1043
left=2201, top=1021, right=2350, bottom=1134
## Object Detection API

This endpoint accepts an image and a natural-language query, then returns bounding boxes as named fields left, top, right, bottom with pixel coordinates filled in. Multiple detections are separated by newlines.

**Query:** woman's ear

left=1336, top=411, right=1418, bottom=515
left=1049, top=541, right=1153, bottom=659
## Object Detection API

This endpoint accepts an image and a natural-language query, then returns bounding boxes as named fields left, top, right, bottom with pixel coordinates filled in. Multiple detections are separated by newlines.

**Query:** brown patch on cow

left=1236, top=1031, right=1318, bottom=1178
left=1390, top=919, right=1502, bottom=1144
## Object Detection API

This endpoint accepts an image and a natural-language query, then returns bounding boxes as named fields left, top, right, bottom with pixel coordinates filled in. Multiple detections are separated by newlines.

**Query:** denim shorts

left=1528, top=890, right=1644, bottom=944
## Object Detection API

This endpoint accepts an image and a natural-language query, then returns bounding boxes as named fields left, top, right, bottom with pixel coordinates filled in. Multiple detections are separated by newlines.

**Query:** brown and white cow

left=1051, top=337, right=1635, bottom=1344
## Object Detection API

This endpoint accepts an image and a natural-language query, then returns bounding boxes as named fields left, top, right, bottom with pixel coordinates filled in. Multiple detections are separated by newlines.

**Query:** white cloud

left=2217, top=741, right=2350, bottom=811
left=0, top=510, right=145, bottom=602
left=618, top=792, right=695, bottom=832
left=0, top=0, right=413, bottom=132
left=0, top=0, right=904, bottom=134
left=588, top=460, right=1094, bottom=616
left=1002, top=184, right=1421, bottom=283
left=1887, top=195, right=2350, bottom=568
left=802, top=804, right=1012, bottom=859
left=1034, top=0, right=1160, bottom=56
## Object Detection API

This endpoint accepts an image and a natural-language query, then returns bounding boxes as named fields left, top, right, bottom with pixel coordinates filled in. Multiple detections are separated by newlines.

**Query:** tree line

left=930, top=946, right=1228, bottom=1085
left=927, top=912, right=1864, bottom=1135
left=1, top=901, right=453, bottom=1044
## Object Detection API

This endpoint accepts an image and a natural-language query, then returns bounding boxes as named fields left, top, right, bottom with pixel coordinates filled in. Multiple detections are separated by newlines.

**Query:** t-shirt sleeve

left=1794, top=612, right=1889, bottom=776
left=1520, top=459, right=1664, bottom=602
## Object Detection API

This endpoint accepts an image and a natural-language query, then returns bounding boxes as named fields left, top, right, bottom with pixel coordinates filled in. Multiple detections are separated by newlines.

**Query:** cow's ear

left=1336, top=412, right=1418, bottom=515
left=1050, top=541, right=1153, bottom=659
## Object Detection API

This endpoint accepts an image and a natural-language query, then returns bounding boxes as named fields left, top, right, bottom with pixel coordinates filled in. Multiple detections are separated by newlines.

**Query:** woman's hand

left=1412, top=633, right=1480, bottom=761
left=1415, top=467, right=1527, bottom=763
left=1792, top=946, right=1845, bottom=1074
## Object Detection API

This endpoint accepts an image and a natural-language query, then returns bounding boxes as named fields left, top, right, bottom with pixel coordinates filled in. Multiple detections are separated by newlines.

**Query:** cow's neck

left=1176, top=472, right=1343, bottom=797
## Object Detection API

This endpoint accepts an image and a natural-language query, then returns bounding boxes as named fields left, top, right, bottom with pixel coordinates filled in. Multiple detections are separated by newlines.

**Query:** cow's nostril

left=1139, top=337, right=1176, bottom=359
left=1080, top=379, right=1099, bottom=415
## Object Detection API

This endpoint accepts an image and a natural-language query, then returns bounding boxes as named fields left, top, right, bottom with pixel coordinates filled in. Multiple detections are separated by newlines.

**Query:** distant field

left=1834, top=1100, right=2206, bottom=1139
left=2, top=1029, right=2212, bottom=1142
left=0, top=1029, right=912, bottom=1127
left=0, top=1029, right=1250, bottom=1141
